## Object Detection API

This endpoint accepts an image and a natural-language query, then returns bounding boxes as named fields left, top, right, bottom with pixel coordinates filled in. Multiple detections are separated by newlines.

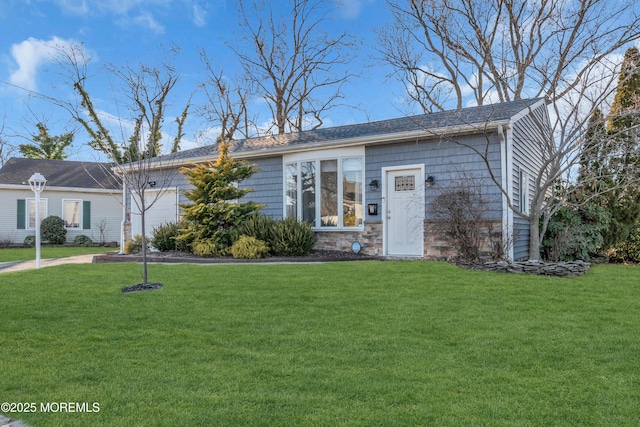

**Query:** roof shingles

left=0, top=158, right=120, bottom=189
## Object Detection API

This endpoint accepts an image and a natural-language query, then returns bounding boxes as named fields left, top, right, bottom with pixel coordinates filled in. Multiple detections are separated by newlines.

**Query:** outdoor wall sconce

left=148, top=181, right=157, bottom=188
left=425, top=176, right=435, bottom=187
left=369, top=179, right=379, bottom=191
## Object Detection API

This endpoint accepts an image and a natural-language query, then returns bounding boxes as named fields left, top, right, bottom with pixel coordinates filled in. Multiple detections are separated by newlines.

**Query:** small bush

left=24, top=235, right=36, bottom=247
left=235, top=214, right=275, bottom=244
left=270, top=217, right=315, bottom=256
left=124, top=235, right=145, bottom=255
left=0, top=233, right=15, bottom=248
left=192, top=238, right=228, bottom=257
left=151, top=222, right=185, bottom=252
left=610, top=225, right=640, bottom=263
left=41, top=215, right=67, bottom=245
left=74, top=235, right=93, bottom=246
left=231, top=235, right=270, bottom=259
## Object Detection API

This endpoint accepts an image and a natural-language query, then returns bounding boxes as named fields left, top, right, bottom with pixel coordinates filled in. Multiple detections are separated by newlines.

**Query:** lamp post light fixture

left=28, top=172, right=47, bottom=269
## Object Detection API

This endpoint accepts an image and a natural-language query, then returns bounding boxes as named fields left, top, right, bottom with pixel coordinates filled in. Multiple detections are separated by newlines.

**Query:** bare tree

left=56, top=42, right=190, bottom=286
left=0, top=117, right=17, bottom=167
left=379, top=0, right=640, bottom=260
left=230, top=0, right=356, bottom=135
left=198, top=49, right=254, bottom=143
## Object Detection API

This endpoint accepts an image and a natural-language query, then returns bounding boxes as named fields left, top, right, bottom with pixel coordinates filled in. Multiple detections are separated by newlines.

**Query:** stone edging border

left=456, top=260, right=590, bottom=277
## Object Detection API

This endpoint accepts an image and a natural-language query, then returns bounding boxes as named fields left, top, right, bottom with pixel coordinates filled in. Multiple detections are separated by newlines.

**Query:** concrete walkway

left=0, top=413, right=31, bottom=427
left=0, top=254, right=96, bottom=274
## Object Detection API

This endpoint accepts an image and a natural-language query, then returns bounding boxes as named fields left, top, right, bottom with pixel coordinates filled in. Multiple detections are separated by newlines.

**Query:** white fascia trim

left=0, top=184, right=122, bottom=194
left=153, top=120, right=511, bottom=169
left=509, top=98, right=547, bottom=124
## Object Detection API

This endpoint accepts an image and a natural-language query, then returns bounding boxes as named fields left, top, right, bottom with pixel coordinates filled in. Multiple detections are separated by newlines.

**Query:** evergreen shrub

left=74, top=235, right=93, bottom=246
left=610, top=225, right=640, bottom=263
left=23, top=235, right=35, bottom=247
left=151, top=221, right=189, bottom=252
left=41, top=215, right=67, bottom=245
left=234, top=214, right=275, bottom=244
left=124, top=235, right=145, bottom=255
left=270, top=217, right=315, bottom=256
left=231, top=235, right=270, bottom=259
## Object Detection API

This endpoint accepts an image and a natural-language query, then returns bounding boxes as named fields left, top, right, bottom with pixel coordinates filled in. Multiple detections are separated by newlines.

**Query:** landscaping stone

left=457, top=259, right=590, bottom=277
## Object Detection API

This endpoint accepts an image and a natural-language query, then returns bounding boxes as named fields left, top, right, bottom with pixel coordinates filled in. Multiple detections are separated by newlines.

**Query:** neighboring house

left=0, top=157, right=123, bottom=245
left=138, top=98, right=550, bottom=260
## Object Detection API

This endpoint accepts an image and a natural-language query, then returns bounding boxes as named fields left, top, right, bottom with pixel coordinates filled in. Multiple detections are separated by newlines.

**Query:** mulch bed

left=96, top=249, right=378, bottom=265
left=121, top=283, right=163, bottom=294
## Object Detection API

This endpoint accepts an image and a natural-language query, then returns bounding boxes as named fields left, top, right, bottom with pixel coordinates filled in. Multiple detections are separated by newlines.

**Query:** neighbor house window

left=27, top=198, right=48, bottom=230
left=284, top=148, right=364, bottom=229
left=63, top=199, right=82, bottom=229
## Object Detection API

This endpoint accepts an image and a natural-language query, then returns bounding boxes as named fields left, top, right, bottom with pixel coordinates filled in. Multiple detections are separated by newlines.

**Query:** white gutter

left=124, top=119, right=511, bottom=172
left=0, top=184, right=121, bottom=193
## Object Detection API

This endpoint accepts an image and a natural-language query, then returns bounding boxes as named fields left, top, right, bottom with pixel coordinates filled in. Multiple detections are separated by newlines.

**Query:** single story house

left=0, top=157, right=123, bottom=245
left=135, top=98, right=550, bottom=260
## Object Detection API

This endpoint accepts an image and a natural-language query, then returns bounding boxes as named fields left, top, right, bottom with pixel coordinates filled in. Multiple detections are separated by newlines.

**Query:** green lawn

left=0, top=246, right=116, bottom=263
left=1, top=261, right=639, bottom=426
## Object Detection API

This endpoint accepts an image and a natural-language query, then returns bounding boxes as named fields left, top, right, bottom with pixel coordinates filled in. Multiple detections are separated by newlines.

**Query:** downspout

left=498, top=125, right=514, bottom=261
left=120, top=180, right=127, bottom=254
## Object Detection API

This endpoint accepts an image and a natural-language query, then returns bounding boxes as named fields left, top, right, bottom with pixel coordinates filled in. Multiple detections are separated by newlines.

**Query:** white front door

left=384, top=167, right=425, bottom=256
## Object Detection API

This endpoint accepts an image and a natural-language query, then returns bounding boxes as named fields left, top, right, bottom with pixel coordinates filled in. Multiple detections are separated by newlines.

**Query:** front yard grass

left=1, top=261, right=639, bottom=426
left=0, top=246, right=115, bottom=263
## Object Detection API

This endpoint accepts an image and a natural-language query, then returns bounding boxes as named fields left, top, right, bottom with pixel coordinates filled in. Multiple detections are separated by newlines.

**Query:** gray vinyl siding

left=238, top=156, right=283, bottom=219
left=511, top=102, right=551, bottom=260
left=152, top=156, right=284, bottom=219
left=365, top=134, right=504, bottom=223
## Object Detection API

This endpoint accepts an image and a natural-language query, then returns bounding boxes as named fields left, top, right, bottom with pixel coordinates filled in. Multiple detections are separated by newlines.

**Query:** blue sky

left=0, top=0, right=403, bottom=161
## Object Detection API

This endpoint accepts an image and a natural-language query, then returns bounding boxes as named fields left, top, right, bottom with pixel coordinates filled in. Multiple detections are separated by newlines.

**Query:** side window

left=519, top=170, right=529, bottom=214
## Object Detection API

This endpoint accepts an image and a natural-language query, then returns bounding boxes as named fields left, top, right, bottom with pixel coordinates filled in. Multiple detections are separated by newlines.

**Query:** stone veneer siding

left=313, top=221, right=382, bottom=256
left=314, top=219, right=505, bottom=259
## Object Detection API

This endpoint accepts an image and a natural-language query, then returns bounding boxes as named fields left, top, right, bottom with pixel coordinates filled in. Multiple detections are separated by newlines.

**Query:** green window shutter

left=17, top=199, right=26, bottom=229
left=82, top=201, right=91, bottom=229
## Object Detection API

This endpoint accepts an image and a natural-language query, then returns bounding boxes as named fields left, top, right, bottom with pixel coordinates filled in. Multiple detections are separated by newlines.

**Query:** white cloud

left=54, top=0, right=171, bottom=16
left=192, top=4, right=207, bottom=27
left=8, top=36, right=76, bottom=92
left=131, top=11, right=165, bottom=33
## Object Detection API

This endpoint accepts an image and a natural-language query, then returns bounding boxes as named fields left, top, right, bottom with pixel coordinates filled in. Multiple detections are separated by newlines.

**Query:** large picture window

left=284, top=150, right=364, bottom=229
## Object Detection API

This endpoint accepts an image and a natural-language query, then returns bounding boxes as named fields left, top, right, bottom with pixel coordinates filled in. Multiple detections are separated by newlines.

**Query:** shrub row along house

left=0, top=157, right=122, bottom=245
left=134, top=98, right=550, bottom=261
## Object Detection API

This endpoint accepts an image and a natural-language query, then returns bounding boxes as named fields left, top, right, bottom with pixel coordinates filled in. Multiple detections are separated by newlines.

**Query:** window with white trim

left=27, top=198, right=48, bottom=230
left=63, top=199, right=82, bottom=229
left=519, top=169, right=529, bottom=214
left=284, top=149, right=364, bottom=229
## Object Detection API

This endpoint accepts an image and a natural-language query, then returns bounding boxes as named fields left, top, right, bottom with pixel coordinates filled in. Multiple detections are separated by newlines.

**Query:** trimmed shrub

left=74, top=235, right=93, bottom=246
left=24, top=235, right=36, bottom=247
left=231, top=235, right=270, bottom=259
left=41, top=215, right=67, bottom=245
left=270, top=217, right=315, bottom=256
left=124, top=235, right=145, bottom=255
left=192, top=238, right=228, bottom=257
left=151, top=221, right=189, bottom=252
